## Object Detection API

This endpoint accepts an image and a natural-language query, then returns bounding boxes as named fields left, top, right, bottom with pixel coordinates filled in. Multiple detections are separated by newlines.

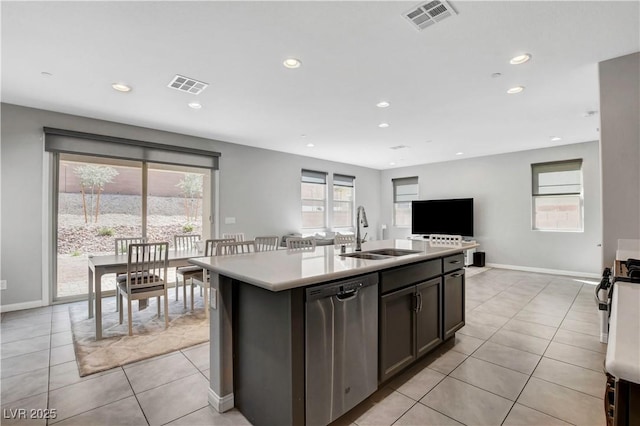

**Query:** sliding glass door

left=54, top=154, right=212, bottom=302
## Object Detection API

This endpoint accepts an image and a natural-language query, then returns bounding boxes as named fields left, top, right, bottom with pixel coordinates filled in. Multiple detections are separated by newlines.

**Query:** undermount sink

left=339, top=248, right=422, bottom=260
left=365, top=248, right=422, bottom=257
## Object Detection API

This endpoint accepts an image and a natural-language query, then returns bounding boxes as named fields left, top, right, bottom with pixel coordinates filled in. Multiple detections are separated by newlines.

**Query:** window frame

left=531, top=159, right=584, bottom=232
left=332, top=174, right=355, bottom=230
left=301, top=169, right=328, bottom=231
left=392, top=176, right=419, bottom=228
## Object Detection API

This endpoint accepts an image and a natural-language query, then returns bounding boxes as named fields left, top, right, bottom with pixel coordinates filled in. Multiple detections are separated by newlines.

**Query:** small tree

left=74, top=164, right=119, bottom=223
left=176, top=173, right=203, bottom=223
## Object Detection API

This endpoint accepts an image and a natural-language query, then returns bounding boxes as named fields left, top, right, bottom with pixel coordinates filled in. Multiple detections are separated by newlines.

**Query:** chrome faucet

left=355, top=205, right=369, bottom=251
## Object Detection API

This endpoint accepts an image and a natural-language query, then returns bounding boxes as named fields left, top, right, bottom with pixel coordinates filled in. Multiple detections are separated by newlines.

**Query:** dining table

left=87, top=248, right=202, bottom=340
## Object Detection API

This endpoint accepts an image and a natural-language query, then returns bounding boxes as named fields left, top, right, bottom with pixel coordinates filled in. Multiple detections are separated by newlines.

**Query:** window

left=333, top=174, right=355, bottom=228
left=532, top=159, right=583, bottom=231
left=301, top=169, right=327, bottom=229
left=393, top=177, right=419, bottom=227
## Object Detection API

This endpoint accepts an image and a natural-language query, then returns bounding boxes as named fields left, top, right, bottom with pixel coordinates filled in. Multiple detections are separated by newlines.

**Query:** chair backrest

left=216, top=241, right=256, bottom=256
left=334, top=233, right=356, bottom=246
left=222, top=232, right=245, bottom=242
left=115, top=237, right=146, bottom=255
left=254, top=236, right=279, bottom=252
left=174, top=234, right=201, bottom=251
left=286, top=237, right=317, bottom=250
left=203, top=238, right=236, bottom=256
left=125, top=242, right=169, bottom=292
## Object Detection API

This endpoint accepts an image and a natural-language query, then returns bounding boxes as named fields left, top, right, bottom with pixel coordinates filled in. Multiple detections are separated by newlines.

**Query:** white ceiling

left=2, top=1, right=638, bottom=170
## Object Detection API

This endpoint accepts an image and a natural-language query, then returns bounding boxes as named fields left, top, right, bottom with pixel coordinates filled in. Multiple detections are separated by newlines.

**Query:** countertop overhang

left=189, top=239, right=478, bottom=292
left=605, top=281, right=640, bottom=383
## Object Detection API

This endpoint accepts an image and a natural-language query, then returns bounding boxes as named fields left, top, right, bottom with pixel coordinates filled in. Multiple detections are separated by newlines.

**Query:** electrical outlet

left=0, top=280, right=7, bottom=290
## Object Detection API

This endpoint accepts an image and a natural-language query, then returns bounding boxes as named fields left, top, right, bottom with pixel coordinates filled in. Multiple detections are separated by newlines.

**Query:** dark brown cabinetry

left=379, top=259, right=443, bottom=383
left=443, top=269, right=465, bottom=340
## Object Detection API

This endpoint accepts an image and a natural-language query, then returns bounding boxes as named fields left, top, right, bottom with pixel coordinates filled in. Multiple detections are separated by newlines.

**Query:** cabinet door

left=416, top=278, right=443, bottom=358
left=380, top=285, right=416, bottom=383
left=443, top=270, right=465, bottom=340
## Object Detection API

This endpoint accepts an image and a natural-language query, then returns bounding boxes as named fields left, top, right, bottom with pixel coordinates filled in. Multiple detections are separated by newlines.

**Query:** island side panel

left=208, top=273, right=235, bottom=410
left=233, top=280, right=305, bottom=426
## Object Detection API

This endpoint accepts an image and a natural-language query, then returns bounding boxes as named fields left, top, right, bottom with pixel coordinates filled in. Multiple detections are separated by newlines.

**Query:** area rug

left=69, top=296, right=209, bottom=376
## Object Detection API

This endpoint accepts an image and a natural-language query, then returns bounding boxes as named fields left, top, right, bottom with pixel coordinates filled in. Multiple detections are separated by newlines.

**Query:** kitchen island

left=190, top=239, right=478, bottom=426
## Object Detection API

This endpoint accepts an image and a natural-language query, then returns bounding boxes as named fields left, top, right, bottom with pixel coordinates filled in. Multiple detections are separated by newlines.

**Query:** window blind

left=532, top=159, right=582, bottom=196
left=301, top=169, right=328, bottom=184
left=393, top=176, right=419, bottom=202
left=333, top=174, right=355, bottom=187
left=44, top=127, right=220, bottom=169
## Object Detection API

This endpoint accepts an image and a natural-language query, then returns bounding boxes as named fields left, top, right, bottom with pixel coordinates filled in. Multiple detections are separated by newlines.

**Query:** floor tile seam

left=1, top=390, right=49, bottom=408
left=413, top=399, right=471, bottom=426
left=488, top=328, right=551, bottom=356
left=0, top=342, right=53, bottom=362
left=48, top=367, right=124, bottom=393
left=531, top=370, right=606, bottom=399
left=130, top=370, right=205, bottom=397
left=47, top=394, right=138, bottom=425
left=444, top=369, right=525, bottom=403
left=121, top=367, right=152, bottom=426
left=467, top=352, right=536, bottom=376
left=513, top=399, right=579, bottom=426
left=180, top=346, right=208, bottom=372
left=0, top=358, right=52, bottom=380
left=540, top=353, right=605, bottom=374
left=549, top=337, right=607, bottom=355
left=392, top=370, right=448, bottom=402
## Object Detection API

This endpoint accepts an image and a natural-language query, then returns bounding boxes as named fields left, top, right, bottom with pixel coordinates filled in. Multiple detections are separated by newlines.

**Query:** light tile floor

left=1, top=268, right=607, bottom=425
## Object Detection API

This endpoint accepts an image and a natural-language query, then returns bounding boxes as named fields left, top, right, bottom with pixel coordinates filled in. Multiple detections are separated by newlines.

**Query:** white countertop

left=190, top=239, right=478, bottom=292
left=605, top=281, right=640, bottom=383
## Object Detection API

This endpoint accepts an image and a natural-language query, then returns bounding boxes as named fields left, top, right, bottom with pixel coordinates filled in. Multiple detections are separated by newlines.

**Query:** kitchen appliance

left=305, top=274, right=378, bottom=426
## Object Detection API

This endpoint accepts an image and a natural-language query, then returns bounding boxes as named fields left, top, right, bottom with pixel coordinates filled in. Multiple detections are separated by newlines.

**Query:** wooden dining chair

left=216, top=240, right=256, bottom=256
left=183, top=238, right=235, bottom=310
left=174, top=234, right=201, bottom=303
left=254, top=235, right=279, bottom=252
left=222, top=232, right=245, bottom=242
left=334, top=233, right=356, bottom=246
left=286, top=236, right=317, bottom=250
left=115, top=237, right=146, bottom=255
left=117, top=242, right=169, bottom=336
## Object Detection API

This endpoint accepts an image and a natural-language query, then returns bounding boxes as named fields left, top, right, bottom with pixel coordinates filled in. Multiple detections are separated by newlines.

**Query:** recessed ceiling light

left=550, top=136, right=562, bottom=142
left=389, top=162, right=396, bottom=166
left=378, top=123, right=389, bottom=128
left=376, top=101, right=390, bottom=108
left=283, top=58, right=302, bottom=69
left=510, top=53, right=531, bottom=65
left=306, top=143, right=315, bottom=148
left=455, top=152, right=464, bottom=156
left=41, top=71, right=53, bottom=78
left=188, top=102, right=202, bottom=109
left=507, top=86, right=525, bottom=94
left=112, top=83, right=131, bottom=92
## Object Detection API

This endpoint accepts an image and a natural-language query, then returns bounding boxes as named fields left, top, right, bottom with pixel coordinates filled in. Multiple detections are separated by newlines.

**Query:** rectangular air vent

left=390, top=145, right=409, bottom=150
left=167, top=75, right=208, bottom=95
left=403, top=0, right=457, bottom=31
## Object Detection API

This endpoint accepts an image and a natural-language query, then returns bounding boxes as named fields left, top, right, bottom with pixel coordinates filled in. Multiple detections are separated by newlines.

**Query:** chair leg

left=190, top=284, right=195, bottom=312
left=157, top=296, right=161, bottom=317
left=164, top=294, right=169, bottom=329
left=118, top=293, right=123, bottom=325
left=175, top=274, right=180, bottom=301
left=183, top=277, right=188, bottom=309
left=127, top=299, right=133, bottom=336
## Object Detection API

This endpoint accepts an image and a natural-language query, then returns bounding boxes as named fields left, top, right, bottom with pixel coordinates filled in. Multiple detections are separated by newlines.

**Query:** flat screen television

left=411, top=198, right=474, bottom=237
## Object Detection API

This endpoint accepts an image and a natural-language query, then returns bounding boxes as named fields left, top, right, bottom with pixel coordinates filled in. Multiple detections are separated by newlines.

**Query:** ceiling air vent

left=403, top=0, right=457, bottom=31
left=167, top=75, right=208, bottom=95
left=390, top=145, right=409, bottom=150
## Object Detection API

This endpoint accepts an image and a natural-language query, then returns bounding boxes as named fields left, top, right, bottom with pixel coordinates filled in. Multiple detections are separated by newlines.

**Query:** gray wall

left=599, top=52, right=640, bottom=266
left=380, top=141, right=602, bottom=276
left=0, top=103, right=380, bottom=307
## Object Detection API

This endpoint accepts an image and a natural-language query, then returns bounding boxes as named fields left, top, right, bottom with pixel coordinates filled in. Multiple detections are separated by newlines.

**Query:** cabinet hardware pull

left=449, top=260, right=461, bottom=264
left=413, top=293, right=420, bottom=312
left=451, top=273, right=462, bottom=278
left=417, top=292, right=423, bottom=312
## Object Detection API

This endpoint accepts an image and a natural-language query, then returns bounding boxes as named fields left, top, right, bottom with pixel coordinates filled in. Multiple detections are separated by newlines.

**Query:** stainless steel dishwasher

left=305, top=273, right=378, bottom=425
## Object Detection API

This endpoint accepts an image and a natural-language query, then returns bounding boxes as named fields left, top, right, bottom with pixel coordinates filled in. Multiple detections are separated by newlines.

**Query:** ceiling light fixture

left=510, top=53, right=531, bottom=65
left=376, top=101, right=390, bottom=108
left=283, top=58, right=302, bottom=69
left=507, top=86, right=525, bottom=94
left=550, top=136, right=562, bottom=142
left=389, top=162, right=396, bottom=166
left=188, top=102, right=202, bottom=109
left=378, top=123, right=389, bottom=128
left=306, top=143, right=315, bottom=148
left=455, top=152, right=464, bottom=156
left=112, top=83, right=131, bottom=92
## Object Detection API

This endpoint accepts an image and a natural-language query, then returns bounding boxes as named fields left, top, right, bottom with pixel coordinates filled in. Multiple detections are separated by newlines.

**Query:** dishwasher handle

left=336, top=288, right=359, bottom=301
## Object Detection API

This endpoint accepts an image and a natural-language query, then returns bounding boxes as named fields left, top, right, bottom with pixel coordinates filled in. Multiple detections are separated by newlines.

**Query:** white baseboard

left=208, top=387, right=234, bottom=413
left=486, top=263, right=600, bottom=279
left=0, top=300, right=47, bottom=313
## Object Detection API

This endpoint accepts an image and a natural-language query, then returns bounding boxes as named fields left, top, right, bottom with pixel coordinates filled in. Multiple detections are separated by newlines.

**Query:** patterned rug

left=69, top=295, right=209, bottom=376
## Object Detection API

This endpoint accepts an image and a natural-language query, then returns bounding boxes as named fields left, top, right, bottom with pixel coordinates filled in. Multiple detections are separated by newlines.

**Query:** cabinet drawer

left=443, top=253, right=464, bottom=273
left=380, top=259, right=441, bottom=294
